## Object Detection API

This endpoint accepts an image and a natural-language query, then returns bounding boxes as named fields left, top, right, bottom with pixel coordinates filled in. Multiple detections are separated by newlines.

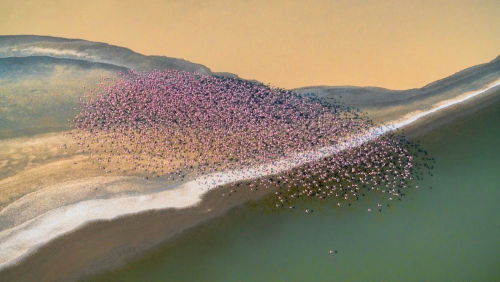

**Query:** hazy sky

left=1, top=0, right=499, bottom=89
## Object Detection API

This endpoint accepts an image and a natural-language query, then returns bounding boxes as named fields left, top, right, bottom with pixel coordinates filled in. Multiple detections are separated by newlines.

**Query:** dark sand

left=0, top=89, right=498, bottom=282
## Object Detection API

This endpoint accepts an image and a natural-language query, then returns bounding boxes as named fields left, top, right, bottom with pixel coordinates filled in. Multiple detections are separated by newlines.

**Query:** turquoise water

left=89, top=102, right=500, bottom=282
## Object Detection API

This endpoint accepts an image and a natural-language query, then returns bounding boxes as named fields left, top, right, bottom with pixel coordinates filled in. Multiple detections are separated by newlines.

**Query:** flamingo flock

left=71, top=70, right=433, bottom=207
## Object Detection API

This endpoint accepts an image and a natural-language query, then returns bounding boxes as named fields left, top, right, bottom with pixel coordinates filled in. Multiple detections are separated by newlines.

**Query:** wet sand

left=0, top=86, right=498, bottom=282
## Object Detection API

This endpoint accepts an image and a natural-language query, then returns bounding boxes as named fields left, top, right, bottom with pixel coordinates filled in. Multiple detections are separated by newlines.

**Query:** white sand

left=0, top=79, right=498, bottom=270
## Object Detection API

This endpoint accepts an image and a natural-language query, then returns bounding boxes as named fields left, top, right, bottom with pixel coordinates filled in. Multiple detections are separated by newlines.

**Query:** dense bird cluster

left=246, top=136, right=431, bottom=209
left=72, top=70, right=432, bottom=206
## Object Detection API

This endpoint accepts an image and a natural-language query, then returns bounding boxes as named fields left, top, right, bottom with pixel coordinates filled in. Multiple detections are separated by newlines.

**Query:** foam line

left=0, top=80, right=499, bottom=270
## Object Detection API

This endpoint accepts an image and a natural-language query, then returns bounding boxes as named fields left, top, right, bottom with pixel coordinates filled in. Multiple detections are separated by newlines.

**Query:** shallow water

left=88, top=102, right=500, bottom=282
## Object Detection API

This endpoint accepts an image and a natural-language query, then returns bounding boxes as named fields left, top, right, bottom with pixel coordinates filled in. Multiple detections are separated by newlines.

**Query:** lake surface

left=88, top=102, right=499, bottom=282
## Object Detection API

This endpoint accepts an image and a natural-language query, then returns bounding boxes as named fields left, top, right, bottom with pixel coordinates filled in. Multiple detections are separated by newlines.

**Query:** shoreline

left=0, top=81, right=499, bottom=282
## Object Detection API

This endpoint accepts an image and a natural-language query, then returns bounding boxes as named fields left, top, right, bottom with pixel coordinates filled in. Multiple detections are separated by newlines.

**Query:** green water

left=90, top=102, right=500, bottom=282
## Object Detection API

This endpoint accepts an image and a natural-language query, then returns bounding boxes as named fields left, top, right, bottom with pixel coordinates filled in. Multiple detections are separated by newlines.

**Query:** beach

left=0, top=80, right=498, bottom=281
